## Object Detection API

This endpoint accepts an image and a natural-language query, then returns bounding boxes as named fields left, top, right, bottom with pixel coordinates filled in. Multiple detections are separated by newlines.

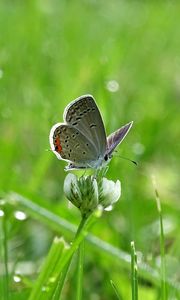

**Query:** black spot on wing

left=90, top=124, right=97, bottom=128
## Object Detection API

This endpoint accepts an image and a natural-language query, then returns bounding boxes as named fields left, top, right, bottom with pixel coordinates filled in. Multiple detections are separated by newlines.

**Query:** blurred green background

left=0, top=0, right=180, bottom=299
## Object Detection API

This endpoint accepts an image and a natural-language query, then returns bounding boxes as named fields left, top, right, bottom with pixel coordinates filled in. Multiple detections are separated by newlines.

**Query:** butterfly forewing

left=106, top=121, right=133, bottom=156
left=51, top=124, right=98, bottom=166
left=64, top=95, right=107, bottom=158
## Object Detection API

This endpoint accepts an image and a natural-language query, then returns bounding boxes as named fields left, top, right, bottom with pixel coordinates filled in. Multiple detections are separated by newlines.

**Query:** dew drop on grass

left=49, top=277, right=56, bottom=283
left=0, top=210, right=4, bottom=217
left=14, top=211, right=27, bottom=221
left=13, top=275, right=21, bottom=283
left=42, top=286, right=50, bottom=292
left=0, top=199, right=5, bottom=205
left=106, top=80, right=119, bottom=92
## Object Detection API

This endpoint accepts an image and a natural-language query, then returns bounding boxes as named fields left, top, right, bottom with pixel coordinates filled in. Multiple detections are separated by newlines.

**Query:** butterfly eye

left=104, top=154, right=108, bottom=161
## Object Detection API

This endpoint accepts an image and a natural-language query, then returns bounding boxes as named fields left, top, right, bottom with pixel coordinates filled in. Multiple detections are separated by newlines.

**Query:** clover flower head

left=64, top=173, right=121, bottom=217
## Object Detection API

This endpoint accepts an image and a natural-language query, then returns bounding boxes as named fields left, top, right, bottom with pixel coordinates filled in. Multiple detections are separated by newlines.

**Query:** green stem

left=58, top=213, right=95, bottom=273
left=53, top=262, right=71, bottom=300
left=131, top=241, right=138, bottom=300
left=75, top=215, right=89, bottom=238
left=7, top=192, right=179, bottom=292
left=110, top=280, right=123, bottom=300
left=159, top=211, right=167, bottom=300
left=76, top=239, right=85, bottom=300
left=1, top=211, right=9, bottom=300
left=152, top=177, right=167, bottom=300
left=53, top=216, right=88, bottom=300
left=28, top=237, right=67, bottom=300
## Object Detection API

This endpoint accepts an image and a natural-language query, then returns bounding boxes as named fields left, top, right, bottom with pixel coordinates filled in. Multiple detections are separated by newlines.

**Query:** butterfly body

left=49, top=95, right=133, bottom=170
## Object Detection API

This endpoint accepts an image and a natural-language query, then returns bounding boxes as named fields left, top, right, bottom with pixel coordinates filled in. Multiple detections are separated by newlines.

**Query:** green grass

left=0, top=211, right=9, bottom=300
left=0, top=0, right=180, bottom=299
left=131, top=241, right=138, bottom=300
left=152, top=177, right=167, bottom=300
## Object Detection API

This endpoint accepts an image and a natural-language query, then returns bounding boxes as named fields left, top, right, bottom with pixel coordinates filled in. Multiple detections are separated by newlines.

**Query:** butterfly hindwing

left=106, top=121, right=133, bottom=156
left=50, top=123, right=98, bottom=167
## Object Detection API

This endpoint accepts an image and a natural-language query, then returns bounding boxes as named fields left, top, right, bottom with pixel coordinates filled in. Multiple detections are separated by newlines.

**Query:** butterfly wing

left=49, top=123, right=98, bottom=168
left=63, top=95, right=107, bottom=158
left=106, top=121, right=133, bottom=156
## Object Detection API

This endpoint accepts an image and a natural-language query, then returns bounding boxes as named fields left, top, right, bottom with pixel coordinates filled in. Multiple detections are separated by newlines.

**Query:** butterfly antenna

left=114, top=153, right=137, bottom=166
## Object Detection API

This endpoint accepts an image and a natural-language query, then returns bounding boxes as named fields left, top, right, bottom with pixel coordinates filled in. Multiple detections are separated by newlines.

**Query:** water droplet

left=49, top=276, right=56, bottom=283
left=0, top=199, right=6, bottom=205
left=0, top=210, right=4, bottom=217
left=13, top=275, right=21, bottom=283
left=136, top=251, right=143, bottom=263
left=41, top=286, right=50, bottom=292
left=106, top=80, right=119, bottom=92
left=14, top=211, right=27, bottom=221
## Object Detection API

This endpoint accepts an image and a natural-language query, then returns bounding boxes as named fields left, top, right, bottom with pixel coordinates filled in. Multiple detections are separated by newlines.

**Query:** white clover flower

left=99, top=178, right=121, bottom=209
left=64, top=173, right=121, bottom=217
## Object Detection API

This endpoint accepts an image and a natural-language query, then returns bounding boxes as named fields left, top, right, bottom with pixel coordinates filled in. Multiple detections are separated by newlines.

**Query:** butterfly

left=49, top=95, right=133, bottom=170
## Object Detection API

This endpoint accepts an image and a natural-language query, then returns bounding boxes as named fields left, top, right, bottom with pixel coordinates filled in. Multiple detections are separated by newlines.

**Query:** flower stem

left=75, top=215, right=88, bottom=300
left=53, top=260, right=71, bottom=300
left=75, top=215, right=89, bottom=238
left=53, top=215, right=89, bottom=300
left=76, top=239, right=85, bottom=300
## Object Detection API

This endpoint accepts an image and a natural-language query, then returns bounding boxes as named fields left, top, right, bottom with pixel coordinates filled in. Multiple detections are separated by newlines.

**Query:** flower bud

left=64, top=174, right=98, bottom=217
left=64, top=173, right=121, bottom=217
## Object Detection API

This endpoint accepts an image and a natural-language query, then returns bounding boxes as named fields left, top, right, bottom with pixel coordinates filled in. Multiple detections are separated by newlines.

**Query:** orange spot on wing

left=55, top=137, right=63, bottom=153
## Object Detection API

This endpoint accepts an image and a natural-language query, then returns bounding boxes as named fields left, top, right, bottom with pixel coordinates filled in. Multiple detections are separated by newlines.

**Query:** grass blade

left=131, top=241, right=138, bottom=300
left=152, top=177, right=167, bottom=300
left=28, top=237, right=69, bottom=300
left=52, top=261, right=71, bottom=300
left=110, top=279, right=123, bottom=300
left=52, top=217, right=88, bottom=300
left=29, top=212, right=98, bottom=300
left=6, top=192, right=180, bottom=293
left=0, top=208, right=9, bottom=300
